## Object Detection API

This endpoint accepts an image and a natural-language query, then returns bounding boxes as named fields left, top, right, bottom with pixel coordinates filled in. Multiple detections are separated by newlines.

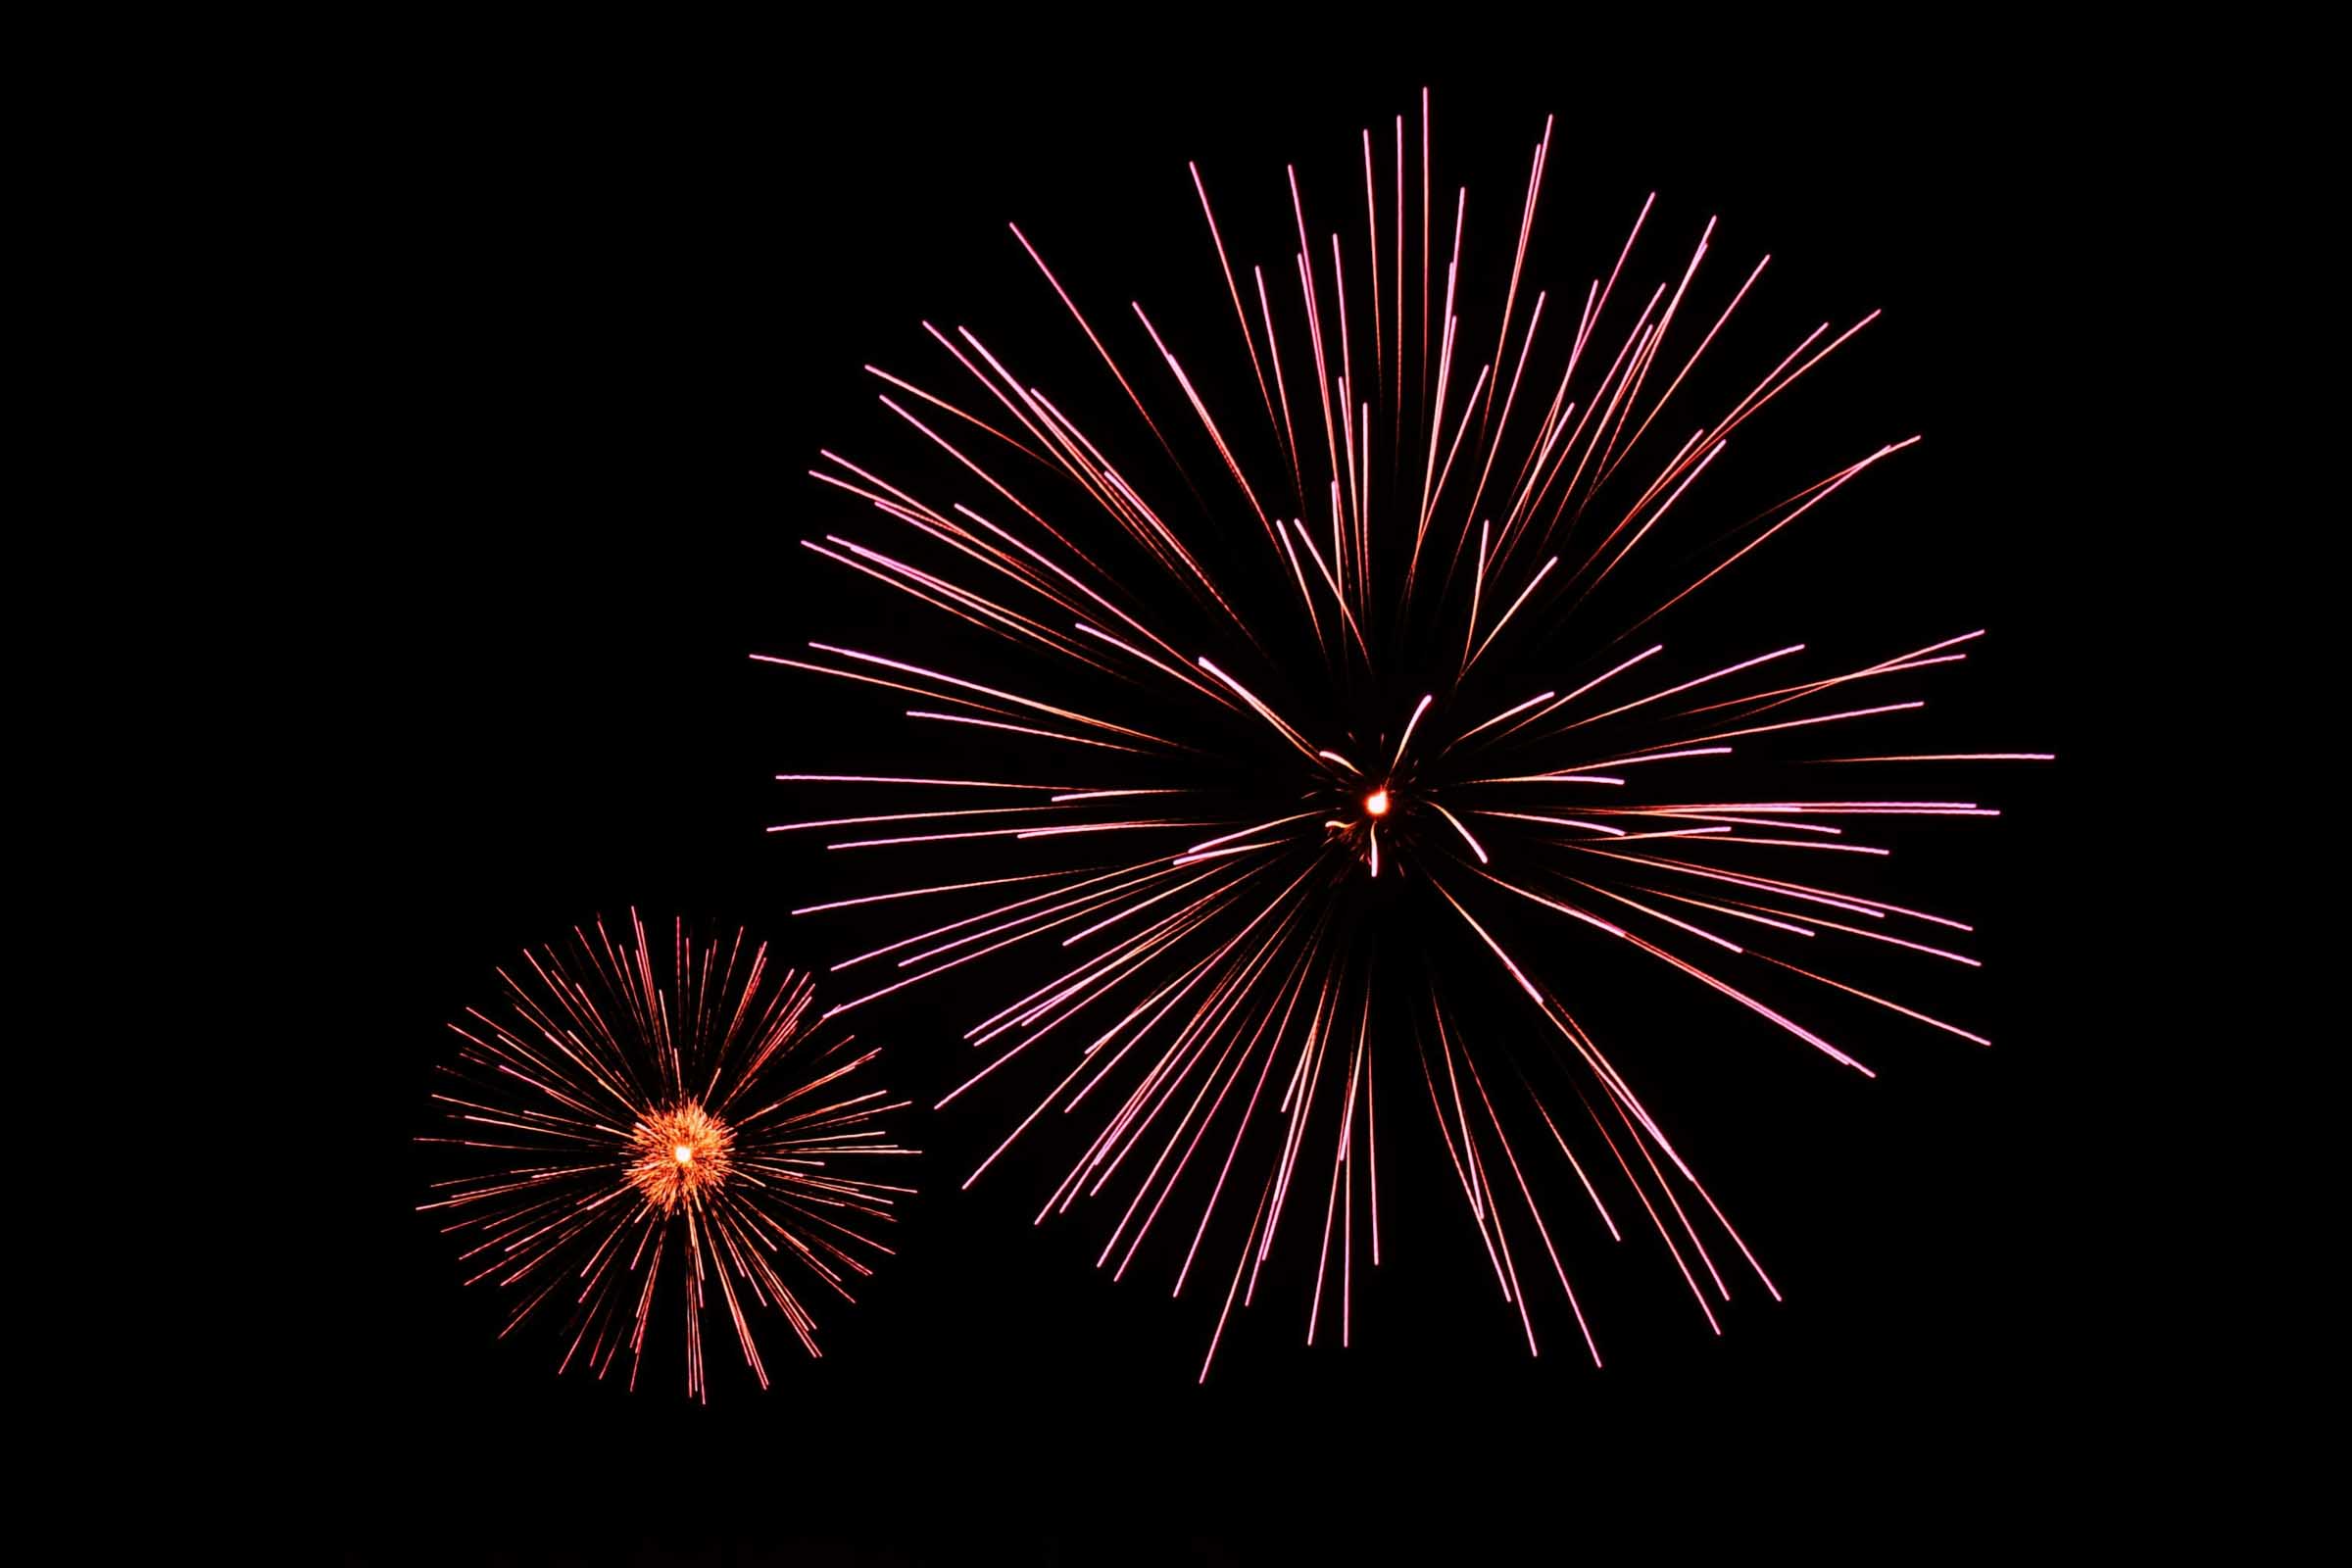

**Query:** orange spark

left=628, top=1101, right=735, bottom=1212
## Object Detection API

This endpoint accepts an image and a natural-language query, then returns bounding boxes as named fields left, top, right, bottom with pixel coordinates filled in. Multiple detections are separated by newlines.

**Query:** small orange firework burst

left=421, top=910, right=917, bottom=1400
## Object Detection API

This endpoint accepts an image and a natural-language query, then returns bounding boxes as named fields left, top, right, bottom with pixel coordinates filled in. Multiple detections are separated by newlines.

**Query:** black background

left=299, top=41, right=2123, bottom=1563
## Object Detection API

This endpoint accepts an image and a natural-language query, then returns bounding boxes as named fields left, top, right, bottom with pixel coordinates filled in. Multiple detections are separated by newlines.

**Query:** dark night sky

left=292, top=40, right=2131, bottom=1563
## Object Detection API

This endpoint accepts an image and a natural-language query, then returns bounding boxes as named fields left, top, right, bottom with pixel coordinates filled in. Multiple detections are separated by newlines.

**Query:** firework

left=772, top=93, right=2048, bottom=1377
left=421, top=910, right=915, bottom=1399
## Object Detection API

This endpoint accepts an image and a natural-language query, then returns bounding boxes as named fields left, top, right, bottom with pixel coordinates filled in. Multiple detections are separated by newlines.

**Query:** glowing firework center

left=627, top=1101, right=735, bottom=1212
left=1322, top=771, right=1411, bottom=878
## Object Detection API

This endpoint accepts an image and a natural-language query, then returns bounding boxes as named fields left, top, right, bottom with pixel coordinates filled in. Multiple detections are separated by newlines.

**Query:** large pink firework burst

left=771, top=93, right=2048, bottom=1378
left=421, top=911, right=916, bottom=1399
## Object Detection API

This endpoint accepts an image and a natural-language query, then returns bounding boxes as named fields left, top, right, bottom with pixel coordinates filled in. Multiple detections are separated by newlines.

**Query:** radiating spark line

left=1198, top=658, right=1326, bottom=762
left=1510, top=644, right=1663, bottom=734
left=1450, top=689, right=1555, bottom=747
left=774, top=774, right=1076, bottom=791
left=1192, top=163, right=1282, bottom=449
left=1474, top=811, right=1627, bottom=835
left=1751, top=953, right=1990, bottom=1046
left=1392, top=693, right=1435, bottom=766
left=1429, top=802, right=1491, bottom=863
left=1716, top=901, right=1984, bottom=967
left=1464, top=555, right=1559, bottom=672
left=812, top=643, right=1176, bottom=748
left=768, top=806, right=1071, bottom=835
left=1554, top=644, right=1804, bottom=732
left=841, top=864, right=1180, bottom=972
left=752, top=654, right=1020, bottom=720
left=1628, top=885, right=1818, bottom=936
left=1009, top=223, right=1183, bottom=468
left=1810, top=753, right=2056, bottom=762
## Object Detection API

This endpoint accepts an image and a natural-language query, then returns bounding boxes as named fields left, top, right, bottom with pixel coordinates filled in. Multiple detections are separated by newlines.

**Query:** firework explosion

left=771, top=93, right=2048, bottom=1378
left=421, top=911, right=916, bottom=1399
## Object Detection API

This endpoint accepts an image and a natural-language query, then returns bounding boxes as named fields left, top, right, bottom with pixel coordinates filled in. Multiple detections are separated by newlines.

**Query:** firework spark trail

left=420, top=911, right=917, bottom=1400
left=774, top=93, right=2047, bottom=1376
